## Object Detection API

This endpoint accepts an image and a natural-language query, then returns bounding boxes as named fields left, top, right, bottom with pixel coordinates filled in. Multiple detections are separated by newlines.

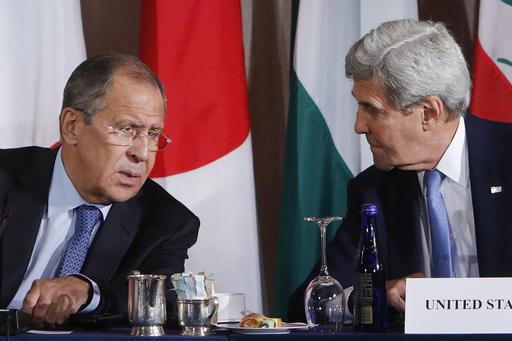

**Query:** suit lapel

left=383, top=169, right=424, bottom=279
left=81, top=198, right=141, bottom=283
left=466, top=115, right=512, bottom=276
left=0, top=149, right=56, bottom=306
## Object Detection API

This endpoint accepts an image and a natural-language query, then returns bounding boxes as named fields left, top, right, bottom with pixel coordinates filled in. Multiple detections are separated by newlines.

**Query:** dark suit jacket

left=0, top=146, right=200, bottom=314
left=289, top=114, right=512, bottom=321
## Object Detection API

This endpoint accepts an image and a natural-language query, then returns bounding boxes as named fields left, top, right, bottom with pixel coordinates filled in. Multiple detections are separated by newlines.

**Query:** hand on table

left=386, top=272, right=425, bottom=313
left=21, top=276, right=91, bottom=326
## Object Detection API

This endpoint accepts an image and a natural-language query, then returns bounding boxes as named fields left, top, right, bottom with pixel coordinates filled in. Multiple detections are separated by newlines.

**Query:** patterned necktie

left=424, top=170, right=453, bottom=277
left=57, top=205, right=102, bottom=277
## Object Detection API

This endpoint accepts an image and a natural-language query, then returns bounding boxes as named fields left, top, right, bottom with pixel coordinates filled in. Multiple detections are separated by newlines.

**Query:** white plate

left=213, top=322, right=309, bottom=334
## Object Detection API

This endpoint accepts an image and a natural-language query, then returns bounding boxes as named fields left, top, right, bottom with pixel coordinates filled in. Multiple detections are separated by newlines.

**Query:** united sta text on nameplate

left=405, top=277, right=512, bottom=334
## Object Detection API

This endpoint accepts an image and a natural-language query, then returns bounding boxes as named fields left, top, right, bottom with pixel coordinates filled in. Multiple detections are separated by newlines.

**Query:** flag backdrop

left=274, top=0, right=417, bottom=317
left=0, top=0, right=86, bottom=148
left=139, top=0, right=262, bottom=312
left=470, top=0, right=512, bottom=122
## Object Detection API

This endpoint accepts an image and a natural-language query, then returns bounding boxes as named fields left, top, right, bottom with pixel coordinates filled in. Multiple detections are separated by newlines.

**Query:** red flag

left=470, top=1, right=512, bottom=122
left=139, top=0, right=262, bottom=313
left=140, top=0, right=251, bottom=176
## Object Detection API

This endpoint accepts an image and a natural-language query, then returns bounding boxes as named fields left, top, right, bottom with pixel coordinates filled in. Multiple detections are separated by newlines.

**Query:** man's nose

left=354, top=110, right=369, bottom=135
left=128, top=136, right=150, bottom=162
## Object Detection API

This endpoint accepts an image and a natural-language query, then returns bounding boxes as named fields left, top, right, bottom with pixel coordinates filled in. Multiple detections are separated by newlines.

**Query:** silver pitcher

left=177, top=297, right=219, bottom=336
left=127, top=273, right=167, bottom=336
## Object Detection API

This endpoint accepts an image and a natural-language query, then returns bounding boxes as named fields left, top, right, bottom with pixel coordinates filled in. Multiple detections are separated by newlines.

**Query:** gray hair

left=61, top=53, right=166, bottom=123
left=345, top=19, right=470, bottom=116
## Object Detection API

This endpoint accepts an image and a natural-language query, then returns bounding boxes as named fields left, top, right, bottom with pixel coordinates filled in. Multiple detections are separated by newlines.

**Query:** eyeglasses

left=79, top=110, right=171, bottom=152
left=104, top=124, right=171, bottom=152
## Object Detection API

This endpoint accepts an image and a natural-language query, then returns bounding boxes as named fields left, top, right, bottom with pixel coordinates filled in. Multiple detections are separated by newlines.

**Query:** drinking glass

left=304, top=216, right=345, bottom=332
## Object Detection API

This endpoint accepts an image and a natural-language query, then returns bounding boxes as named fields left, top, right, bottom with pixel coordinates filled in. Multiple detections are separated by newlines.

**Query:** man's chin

left=373, top=158, right=428, bottom=172
left=104, top=186, right=141, bottom=203
left=395, top=162, right=432, bottom=171
left=373, top=159, right=394, bottom=171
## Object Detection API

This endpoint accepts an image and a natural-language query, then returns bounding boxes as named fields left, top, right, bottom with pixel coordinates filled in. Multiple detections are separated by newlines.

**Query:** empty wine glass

left=304, top=216, right=345, bottom=333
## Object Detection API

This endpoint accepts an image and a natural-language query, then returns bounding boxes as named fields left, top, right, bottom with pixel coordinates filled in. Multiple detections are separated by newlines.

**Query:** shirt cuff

left=69, top=273, right=101, bottom=313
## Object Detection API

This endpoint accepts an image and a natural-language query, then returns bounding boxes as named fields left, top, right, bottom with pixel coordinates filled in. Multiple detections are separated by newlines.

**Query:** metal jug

left=127, top=273, right=167, bottom=336
left=177, top=297, right=219, bottom=336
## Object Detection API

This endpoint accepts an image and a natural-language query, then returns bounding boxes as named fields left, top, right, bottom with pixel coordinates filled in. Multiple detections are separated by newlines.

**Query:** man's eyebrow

left=359, top=100, right=385, bottom=113
left=355, top=98, right=374, bottom=107
left=351, top=91, right=369, bottom=103
left=113, top=119, right=163, bottom=130
left=113, top=119, right=142, bottom=127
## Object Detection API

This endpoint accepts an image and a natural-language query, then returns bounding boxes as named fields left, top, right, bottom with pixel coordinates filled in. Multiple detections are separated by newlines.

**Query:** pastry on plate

left=240, top=313, right=282, bottom=328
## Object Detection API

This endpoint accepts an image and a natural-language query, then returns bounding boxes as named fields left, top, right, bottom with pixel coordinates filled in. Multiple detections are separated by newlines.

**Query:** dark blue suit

left=289, top=114, right=512, bottom=321
left=0, top=147, right=200, bottom=314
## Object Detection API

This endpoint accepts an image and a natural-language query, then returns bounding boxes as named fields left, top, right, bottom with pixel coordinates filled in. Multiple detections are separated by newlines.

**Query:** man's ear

left=60, top=108, right=82, bottom=145
left=421, top=96, right=444, bottom=131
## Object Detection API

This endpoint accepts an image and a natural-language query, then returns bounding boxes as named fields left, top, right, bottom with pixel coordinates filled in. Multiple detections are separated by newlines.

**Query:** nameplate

left=405, top=278, right=512, bottom=334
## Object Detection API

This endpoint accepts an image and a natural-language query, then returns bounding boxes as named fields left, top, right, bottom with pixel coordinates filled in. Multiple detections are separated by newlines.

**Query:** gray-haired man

left=0, top=54, right=199, bottom=325
left=290, top=19, right=512, bottom=319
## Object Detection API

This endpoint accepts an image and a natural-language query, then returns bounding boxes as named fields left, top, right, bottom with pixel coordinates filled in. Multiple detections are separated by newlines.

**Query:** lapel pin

left=490, top=186, right=503, bottom=194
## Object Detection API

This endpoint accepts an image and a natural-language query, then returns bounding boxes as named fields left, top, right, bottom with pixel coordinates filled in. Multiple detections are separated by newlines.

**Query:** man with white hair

left=290, top=19, right=512, bottom=319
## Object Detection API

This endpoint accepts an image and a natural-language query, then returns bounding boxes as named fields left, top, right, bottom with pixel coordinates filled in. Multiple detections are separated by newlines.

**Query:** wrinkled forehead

left=352, top=79, right=389, bottom=102
left=108, top=68, right=166, bottom=109
left=98, top=77, right=165, bottom=125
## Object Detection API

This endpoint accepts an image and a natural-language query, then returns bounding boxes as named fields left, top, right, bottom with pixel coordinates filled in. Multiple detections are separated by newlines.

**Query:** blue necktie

left=57, top=205, right=102, bottom=277
left=424, top=170, right=453, bottom=277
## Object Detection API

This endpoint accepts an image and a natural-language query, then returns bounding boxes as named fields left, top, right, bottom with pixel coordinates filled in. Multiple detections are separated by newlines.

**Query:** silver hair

left=345, top=19, right=471, bottom=116
left=62, top=53, right=166, bottom=124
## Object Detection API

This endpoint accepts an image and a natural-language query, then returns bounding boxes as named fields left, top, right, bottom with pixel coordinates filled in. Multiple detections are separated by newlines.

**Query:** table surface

left=3, top=326, right=512, bottom=341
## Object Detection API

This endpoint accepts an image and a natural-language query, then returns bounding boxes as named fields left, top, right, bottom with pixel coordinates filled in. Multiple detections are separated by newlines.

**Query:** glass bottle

left=353, top=203, right=387, bottom=332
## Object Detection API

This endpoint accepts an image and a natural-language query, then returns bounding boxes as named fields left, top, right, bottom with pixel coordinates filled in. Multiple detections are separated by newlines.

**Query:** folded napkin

left=171, top=272, right=214, bottom=300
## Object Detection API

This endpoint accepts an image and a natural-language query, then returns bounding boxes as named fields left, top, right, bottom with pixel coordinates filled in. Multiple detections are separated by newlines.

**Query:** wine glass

left=304, top=216, right=345, bottom=333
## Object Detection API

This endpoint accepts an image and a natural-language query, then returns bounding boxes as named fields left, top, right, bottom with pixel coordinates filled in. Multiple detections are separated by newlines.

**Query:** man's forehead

left=104, top=75, right=164, bottom=104
left=99, top=83, right=165, bottom=124
left=352, top=79, right=385, bottom=100
left=353, top=78, right=381, bottom=92
left=109, top=72, right=158, bottom=92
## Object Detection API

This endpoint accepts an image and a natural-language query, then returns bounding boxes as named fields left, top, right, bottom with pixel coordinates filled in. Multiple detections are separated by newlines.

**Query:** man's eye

left=362, top=103, right=382, bottom=115
left=147, top=130, right=161, bottom=139
left=118, top=126, right=135, bottom=135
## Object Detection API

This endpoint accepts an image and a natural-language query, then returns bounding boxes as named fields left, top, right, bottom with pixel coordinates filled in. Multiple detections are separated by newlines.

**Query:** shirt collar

left=47, top=149, right=111, bottom=219
left=417, top=117, right=469, bottom=190
left=435, top=117, right=469, bottom=188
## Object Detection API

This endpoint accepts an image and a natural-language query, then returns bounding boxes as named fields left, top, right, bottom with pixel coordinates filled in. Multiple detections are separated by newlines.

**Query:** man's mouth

left=118, top=170, right=144, bottom=186
left=366, top=136, right=377, bottom=147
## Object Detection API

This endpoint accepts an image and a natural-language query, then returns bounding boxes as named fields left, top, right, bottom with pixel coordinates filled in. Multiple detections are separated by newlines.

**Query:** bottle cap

left=361, top=203, right=378, bottom=215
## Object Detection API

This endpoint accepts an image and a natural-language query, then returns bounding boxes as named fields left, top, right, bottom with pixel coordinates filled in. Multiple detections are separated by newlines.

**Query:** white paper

left=405, top=278, right=512, bottom=334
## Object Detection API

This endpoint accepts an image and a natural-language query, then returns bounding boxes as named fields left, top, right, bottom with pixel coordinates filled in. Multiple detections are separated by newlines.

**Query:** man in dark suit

left=0, top=54, right=199, bottom=325
left=289, top=19, right=512, bottom=320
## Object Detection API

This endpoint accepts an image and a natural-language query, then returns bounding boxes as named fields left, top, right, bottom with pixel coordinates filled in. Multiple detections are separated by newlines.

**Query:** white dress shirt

left=417, top=117, right=479, bottom=278
left=8, top=149, right=111, bottom=311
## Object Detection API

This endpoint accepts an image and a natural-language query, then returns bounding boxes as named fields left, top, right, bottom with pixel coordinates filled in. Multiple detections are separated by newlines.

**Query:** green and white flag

left=275, top=0, right=417, bottom=318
